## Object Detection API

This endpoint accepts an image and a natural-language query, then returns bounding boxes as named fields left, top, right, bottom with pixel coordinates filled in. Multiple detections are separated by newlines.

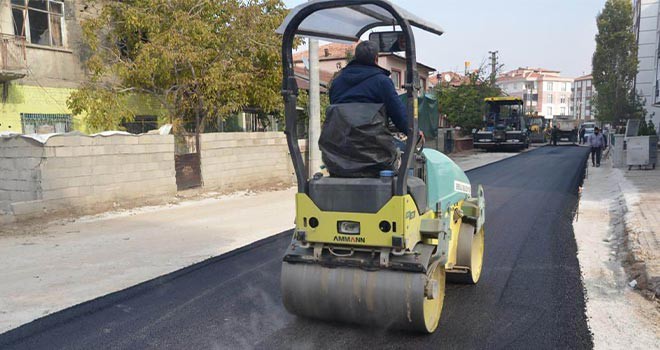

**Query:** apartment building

left=497, top=67, right=573, bottom=118
left=633, top=0, right=660, bottom=130
left=571, top=74, right=595, bottom=121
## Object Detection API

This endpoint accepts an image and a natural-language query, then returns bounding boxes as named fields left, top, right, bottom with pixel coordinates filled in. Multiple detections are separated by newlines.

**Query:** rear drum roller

left=447, top=222, right=485, bottom=284
left=281, top=258, right=446, bottom=333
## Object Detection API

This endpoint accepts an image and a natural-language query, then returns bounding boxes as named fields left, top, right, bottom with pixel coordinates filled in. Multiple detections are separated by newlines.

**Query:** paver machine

left=277, top=0, right=486, bottom=333
left=473, top=97, right=529, bottom=151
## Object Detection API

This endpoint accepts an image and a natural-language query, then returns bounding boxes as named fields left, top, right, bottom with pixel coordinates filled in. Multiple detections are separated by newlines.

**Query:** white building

left=633, top=0, right=660, bottom=130
left=572, top=74, right=595, bottom=120
left=497, top=67, right=573, bottom=118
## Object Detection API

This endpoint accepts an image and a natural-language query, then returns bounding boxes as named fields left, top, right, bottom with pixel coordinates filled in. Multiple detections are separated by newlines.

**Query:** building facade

left=293, top=42, right=436, bottom=95
left=0, top=0, right=96, bottom=133
left=496, top=67, right=573, bottom=118
left=633, top=0, right=660, bottom=130
left=572, top=74, right=595, bottom=121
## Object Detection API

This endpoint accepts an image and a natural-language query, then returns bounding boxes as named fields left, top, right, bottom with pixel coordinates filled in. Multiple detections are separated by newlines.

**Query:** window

left=391, top=69, right=401, bottom=89
left=560, top=107, right=566, bottom=115
left=547, top=107, right=553, bottom=116
left=586, top=80, right=592, bottom=87
left=21, top=113, right=71, bottom=134
left=586, top=90, right=592, bottom=98
left=560, top=96, right=566, bottom=104
left=11, top=0, right=64, bottom=47
left=577, top=81, right=582, bottom=88
left=561, top=83, right=567, bottom=92
left=547, top=82, right=553, bottom=91
left=547, top=95, right=553, bottom=103
left=513, top=83, right=518, bottom=90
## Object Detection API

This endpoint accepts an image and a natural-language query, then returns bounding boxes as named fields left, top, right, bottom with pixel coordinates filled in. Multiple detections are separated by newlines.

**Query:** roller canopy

left=276, top=0, right=444, bottom=42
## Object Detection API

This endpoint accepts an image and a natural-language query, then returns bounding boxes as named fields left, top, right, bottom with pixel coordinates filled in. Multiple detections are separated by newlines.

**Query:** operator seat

left=310, top=103, right=428, bottom=214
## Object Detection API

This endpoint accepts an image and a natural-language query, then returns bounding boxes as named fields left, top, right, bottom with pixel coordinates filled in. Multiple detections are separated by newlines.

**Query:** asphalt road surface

left=0, top=146, right=592, bottom=349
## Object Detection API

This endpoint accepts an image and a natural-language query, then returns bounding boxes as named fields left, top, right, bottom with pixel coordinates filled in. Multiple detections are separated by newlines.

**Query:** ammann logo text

left=333, top=236, right=366, bottom=243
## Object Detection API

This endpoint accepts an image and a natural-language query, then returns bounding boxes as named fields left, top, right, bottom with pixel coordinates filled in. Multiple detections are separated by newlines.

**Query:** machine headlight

left=338, top=221, right=360, bottom=235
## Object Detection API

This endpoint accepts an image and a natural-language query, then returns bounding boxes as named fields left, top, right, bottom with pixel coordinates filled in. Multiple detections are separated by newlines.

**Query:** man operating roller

left=329, top=40, right=409, bottom=135
left=320, top=41, right=420, bottom=177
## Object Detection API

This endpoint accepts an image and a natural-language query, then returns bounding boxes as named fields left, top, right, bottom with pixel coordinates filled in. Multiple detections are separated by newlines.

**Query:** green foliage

left=296, top=89, right=330, bottom=124
left=592, top=0, right=643, bottom=123
left=67, top=0, right=287, bottom=133
left=435, top=70, right=502, bottom=133
left=638, top=118, right=657, bottom=136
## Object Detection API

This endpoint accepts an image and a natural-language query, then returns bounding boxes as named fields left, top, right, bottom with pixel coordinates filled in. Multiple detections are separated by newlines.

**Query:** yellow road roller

left=277, top=0, right=486, bottom=333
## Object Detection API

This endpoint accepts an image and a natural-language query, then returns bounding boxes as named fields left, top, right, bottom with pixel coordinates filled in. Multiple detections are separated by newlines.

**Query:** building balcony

left=0, top=34, right=27, bottom=82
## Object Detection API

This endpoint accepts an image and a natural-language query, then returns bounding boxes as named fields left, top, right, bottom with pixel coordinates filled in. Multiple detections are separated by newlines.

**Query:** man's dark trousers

left=591, top=147, right=602, bottom=166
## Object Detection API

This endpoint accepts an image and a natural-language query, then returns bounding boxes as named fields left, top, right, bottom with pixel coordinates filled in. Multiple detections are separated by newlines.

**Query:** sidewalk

left=574, top=156, right=660, bottom=348
left=621, top=167, right=660, bottom=297
left=0, top=150, right=520, bottom=334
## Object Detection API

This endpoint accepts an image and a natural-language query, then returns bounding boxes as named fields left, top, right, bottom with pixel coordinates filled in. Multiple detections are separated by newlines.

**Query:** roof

left=293, top=43, right=436, bottom=72
left=429, top=71, right=470, bottom=87
left=293, top=42, right=358, bottom=62
left=485, top=96, right=523, bottom=104
left=497, top=67, right=572, bottom=82
left=276, top=0, right=444, bottom=42
left=574, top=74, right=592, bottom=81
left=293, top=66, right=335, bottom=92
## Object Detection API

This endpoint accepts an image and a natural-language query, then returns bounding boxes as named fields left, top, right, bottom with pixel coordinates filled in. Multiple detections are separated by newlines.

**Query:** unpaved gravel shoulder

left=574, top=162, right=660, bottom=348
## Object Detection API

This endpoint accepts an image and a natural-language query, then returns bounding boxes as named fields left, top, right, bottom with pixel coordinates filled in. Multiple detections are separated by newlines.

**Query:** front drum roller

left=447, top=222, right=485, bottom=284
left=281, top=261, right=446, bottom=333
left=448, top=185, right=485, bottom=284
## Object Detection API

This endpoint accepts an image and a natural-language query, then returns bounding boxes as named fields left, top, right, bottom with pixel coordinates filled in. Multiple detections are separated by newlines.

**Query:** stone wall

left=1, top=133, right=176, bottom=222
left=200, top=132, right=292, bottom=191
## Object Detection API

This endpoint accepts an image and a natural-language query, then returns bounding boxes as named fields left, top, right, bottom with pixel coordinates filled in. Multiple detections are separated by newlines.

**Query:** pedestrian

left=579, top=125, right=586, bottom=144
left=587, top=127, right=606, bottom=167
left=551, top=125, right=559, bottom=146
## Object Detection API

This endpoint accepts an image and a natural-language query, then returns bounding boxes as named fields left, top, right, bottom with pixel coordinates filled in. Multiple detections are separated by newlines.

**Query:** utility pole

left=307, top=37, right=322, bottom=177
left=305, top=0, right=322, bottom=177
left=488, top=50, right=498, bottom=85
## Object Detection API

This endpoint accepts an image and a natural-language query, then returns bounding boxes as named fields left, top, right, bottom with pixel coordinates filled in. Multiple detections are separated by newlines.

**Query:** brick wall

left=201, top=132, right=292, bottom=191
left=1, top=133, right=176, bottom=222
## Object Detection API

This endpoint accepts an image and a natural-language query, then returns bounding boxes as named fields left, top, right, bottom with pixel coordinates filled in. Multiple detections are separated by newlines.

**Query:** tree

left=67, top=0, right=287, bottom=133
left=592, top=0, right=642, bottom=123
left=435, top=68, right=502, bottom=133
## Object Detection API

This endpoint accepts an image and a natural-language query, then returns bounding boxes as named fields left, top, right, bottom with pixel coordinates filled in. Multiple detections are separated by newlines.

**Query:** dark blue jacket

left=329, top=61, right=408, bottom=134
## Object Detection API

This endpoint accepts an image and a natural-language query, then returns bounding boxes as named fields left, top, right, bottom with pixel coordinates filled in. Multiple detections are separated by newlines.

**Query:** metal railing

left=0, top=34, right=27, bottom=76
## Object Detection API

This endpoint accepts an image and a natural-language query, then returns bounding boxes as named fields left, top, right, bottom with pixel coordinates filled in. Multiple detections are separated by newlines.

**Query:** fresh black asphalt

left=0, top=146, right=593, bottom=349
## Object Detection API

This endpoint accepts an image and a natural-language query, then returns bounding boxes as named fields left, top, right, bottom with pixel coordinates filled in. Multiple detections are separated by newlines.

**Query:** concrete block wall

left=0, top=136, right=43, bottom=203
left=1, top=134, right=176, bottom=221
left=201, top=132, right=292, bottom=190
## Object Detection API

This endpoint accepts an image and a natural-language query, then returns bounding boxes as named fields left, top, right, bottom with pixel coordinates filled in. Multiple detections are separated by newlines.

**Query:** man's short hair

left=355, top=41, right=379, bottom=65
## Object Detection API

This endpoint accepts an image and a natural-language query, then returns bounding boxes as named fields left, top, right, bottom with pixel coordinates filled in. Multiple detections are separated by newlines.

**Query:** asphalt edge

left=463, top=145, right=549, bottom=174
left=0, top=230, right=293, bottom=347
left=571, top=148, right=598, bottom=346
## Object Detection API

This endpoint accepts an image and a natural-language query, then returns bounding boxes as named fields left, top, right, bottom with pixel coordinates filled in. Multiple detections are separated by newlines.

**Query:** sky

left=283, top=0, right=607, bottom=78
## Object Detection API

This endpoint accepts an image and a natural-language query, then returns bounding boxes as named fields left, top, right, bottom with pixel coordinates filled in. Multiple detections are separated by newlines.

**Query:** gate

left=174, top=134, right=201, bottom=190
